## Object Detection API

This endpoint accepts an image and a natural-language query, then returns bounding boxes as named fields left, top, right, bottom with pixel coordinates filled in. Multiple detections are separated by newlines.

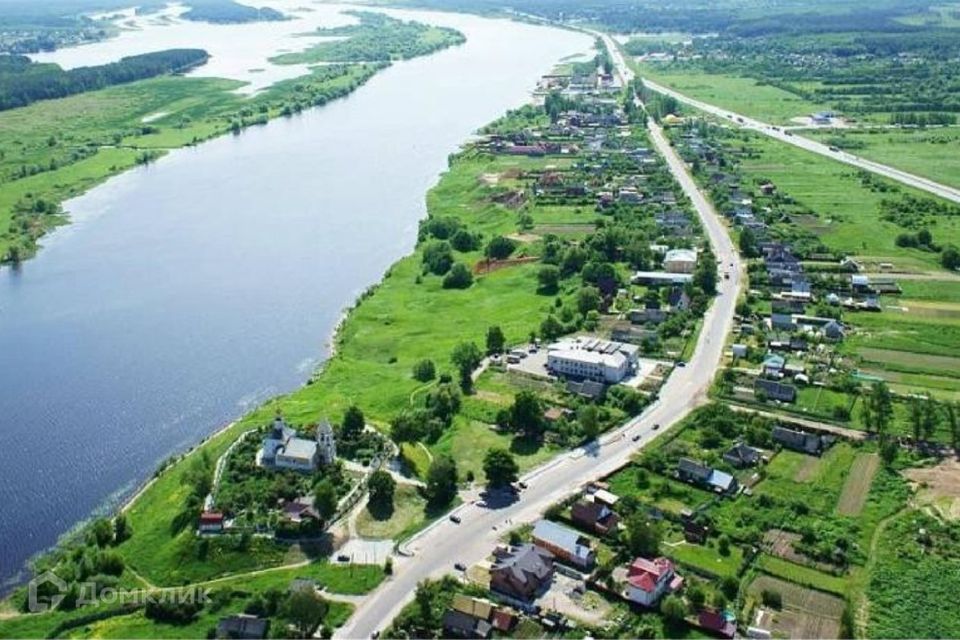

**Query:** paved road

left=638, top=77, right=960, bottom=205
left=334, top=39, right=743, bottom=640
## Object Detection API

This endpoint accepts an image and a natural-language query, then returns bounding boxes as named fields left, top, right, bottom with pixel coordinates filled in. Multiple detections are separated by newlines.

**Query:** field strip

left=837, top=453, right=880, bottom=516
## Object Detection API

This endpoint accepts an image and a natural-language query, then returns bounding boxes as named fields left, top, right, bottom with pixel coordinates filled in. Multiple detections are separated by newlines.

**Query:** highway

left=639, top=77, right=960, bottom=205
left=334, top=38, right=743, bottom=640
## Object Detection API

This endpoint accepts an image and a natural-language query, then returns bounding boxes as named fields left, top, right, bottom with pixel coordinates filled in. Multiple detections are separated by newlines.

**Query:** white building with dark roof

left=664, top=248, right=698, bottom=274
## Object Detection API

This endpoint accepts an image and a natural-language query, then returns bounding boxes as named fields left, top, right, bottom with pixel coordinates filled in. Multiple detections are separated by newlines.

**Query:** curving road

left=334, top=38, right=743, bottom=640
left=638, top=77, right=960, bottom=205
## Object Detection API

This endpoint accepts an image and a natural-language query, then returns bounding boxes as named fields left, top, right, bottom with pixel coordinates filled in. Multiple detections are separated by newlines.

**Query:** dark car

left=676, top=361, right=686, bottom=367
left=449, top=514, right=462, bottom=524
left=632, top=434, right=641, bottom=442
left=653, top=423, right=661, bottom=430
left=454, top=562, right=467, bottom=571
left=336, top=554, right=350, bottom=562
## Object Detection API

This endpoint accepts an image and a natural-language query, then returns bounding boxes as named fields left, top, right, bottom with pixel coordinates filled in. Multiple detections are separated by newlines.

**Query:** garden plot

left=836, top=453, right=879, bottom=516
left=749, top=575, right=845, bottom=639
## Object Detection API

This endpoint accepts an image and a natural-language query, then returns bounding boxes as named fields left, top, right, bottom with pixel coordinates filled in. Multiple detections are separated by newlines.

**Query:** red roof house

left=624, top=557, right=683, bottom=607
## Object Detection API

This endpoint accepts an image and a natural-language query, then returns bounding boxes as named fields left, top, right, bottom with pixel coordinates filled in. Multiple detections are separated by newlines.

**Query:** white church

left=259, top=415, right=336, bottom=473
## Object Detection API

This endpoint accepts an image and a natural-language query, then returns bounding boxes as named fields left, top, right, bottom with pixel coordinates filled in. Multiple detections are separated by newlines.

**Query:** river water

left=0, top=4, right=590, bottom=588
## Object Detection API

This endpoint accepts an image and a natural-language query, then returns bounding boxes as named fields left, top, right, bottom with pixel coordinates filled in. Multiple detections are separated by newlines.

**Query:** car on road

left=653, top=423, right=661, bottom=430
left=724, top=272, right=730, bottom=280
left=371, top=631, right=380, bottom=639
left=785, top=130, right=794, bottom=136
left=676, top=361, right=686, bottom=367
left=632, top=434, right=641, bottom=442
left=518, top=481, right=528, bottom=489
left=336, top=554, right=350, bottom=562
left=454, top=562, right=467, bottom=571
left=449, top=514, right=461, bottom=524
left=829, top=145, right=840, bottom=152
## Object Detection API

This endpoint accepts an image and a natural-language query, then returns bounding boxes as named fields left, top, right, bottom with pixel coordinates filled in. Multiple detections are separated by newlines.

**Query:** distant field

left=636, top=65, right=830, bottom=125
left=738, top=133, right=960, bottom=268
left=809, top=127, right=960, bottom=191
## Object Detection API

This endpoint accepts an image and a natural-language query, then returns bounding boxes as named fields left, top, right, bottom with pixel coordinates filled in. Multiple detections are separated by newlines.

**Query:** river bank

left=0, top=3, right=591, bottom=601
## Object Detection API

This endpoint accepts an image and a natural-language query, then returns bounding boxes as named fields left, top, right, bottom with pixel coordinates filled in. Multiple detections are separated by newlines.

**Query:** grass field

left=809, top=127, right=960, bottom=191
left=636, top=65, right=831, bottom=125
left=355, top=484, right=432, bottom=540
left=756, top=555, right=849, bottom=596
left=737, top=133, right=960, bottom=268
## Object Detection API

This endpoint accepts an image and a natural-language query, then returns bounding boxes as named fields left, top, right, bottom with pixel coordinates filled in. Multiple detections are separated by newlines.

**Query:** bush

left=411, top=359, right=436, bottom=382
left=442, top=263, right=473, bottom=289
left=485, top=236, right=516, bottom=260
left=761, top=588, right=783, bottom=609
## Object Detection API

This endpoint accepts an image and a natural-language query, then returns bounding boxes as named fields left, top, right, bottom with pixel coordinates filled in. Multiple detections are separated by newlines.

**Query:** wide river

left=0, top=4, right=590, bottom=588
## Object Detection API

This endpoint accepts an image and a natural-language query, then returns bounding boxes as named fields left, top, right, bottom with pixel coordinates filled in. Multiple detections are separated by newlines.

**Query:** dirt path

left=855, top=507, right=907, bottom=636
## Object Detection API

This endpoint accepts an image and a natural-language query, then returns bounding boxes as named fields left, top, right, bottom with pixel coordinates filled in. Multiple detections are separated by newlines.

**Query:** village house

left=664, top=248, right=698, bottom=274
left=677, top=458, right=739, bottom=494
left=723, top=442, right=763, bottom=468
left=442, top=610, right=492, bottom=639
left=620, top=556, right=684, bottom=607
left=532, top=520, right=597, bottom=570
left=489, top=544, right=555, bottom=601
left=216, top=614, right=269, bottom=640
left=772, top=426, right=832, bottom=455
left=754, top=378, right=798, bottom=403
left=198, top=511, right=225, bottom=534
left=699, top=608, right=737, bottom=639
left=571, top=499, right=620, bottom=536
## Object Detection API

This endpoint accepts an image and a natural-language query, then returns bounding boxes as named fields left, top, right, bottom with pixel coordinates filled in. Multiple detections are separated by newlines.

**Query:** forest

left=0, top=49, right=210, bottom=111
left=179, top=0, right=286, bottom=24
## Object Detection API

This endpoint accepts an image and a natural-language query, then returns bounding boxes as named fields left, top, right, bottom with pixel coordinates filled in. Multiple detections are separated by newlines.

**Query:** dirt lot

left=905, top=457, right=960, bottom=520
left=836, top=453, right=880, bottom=516
left=749, top=575, right=844, bottom=639
left=534, top=573, right=612, bottom=626
left=762, top=529, right=833, bottom=572
left=794, top=456, right=823, bottom=482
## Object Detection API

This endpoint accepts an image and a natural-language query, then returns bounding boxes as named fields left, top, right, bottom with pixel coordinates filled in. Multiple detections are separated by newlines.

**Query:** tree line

left=0, top=48, right=210, bottom=111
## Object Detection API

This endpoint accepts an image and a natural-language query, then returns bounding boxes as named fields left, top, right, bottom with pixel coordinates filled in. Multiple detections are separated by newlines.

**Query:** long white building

left=546, top=336, right=640, bottom=383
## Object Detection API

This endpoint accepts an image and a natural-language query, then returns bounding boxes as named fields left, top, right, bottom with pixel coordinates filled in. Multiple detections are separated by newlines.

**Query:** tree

left=576, top=286, right=601, bottom=315
left=578, top=404, right=600, bottom=441
left=539, top=315, right=564, bottom=341
left=922, top=396, right=940, bottom=441
left=661, top=595, right=686, bottom=625
left=866, top=381, right=893, bottom=435
left=451, top=341, right=482, bottom=392
left=313, top=479, right=338, bottom=521
left=91, top=518, right=114, bottom=547
left=486, top=325, right=506, bottom=355
left=442, top=263, right=473, bottom=289
left=942, top=245, right=960, bottom=271
left=946, top=402, right=959, bottom=451
left=879, top=436, right=898, bottom=467
left=485, top=236, right=516, bottom=260
left=342, top=405, right=365, bottom=441
left=509, top=391, right=544, bottom=438
left=367, top=470, right=396, bottom=510
left=909, top=397, right=923, bottom=442
left=687, top=583, right=706, bottom=610
left=450, top=229, right=478, bottom=252
left=693, top=250, right=717, bottom=295
left=412, top=359, right=436, bottom=382
left=623, top=514, right=661, bottom=557
left=422, top=240, right=453, bottom=275
left=114, top=513, right=131, bottom=543
left=282, top=590, right=329, bottom=638
left=483, top=448, right=519, bottom=488
left=537, top=265, right=560, bottom=294
left=739, top=227, right=759, bottom=258
left=425, top=455, right=459, bottom=506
